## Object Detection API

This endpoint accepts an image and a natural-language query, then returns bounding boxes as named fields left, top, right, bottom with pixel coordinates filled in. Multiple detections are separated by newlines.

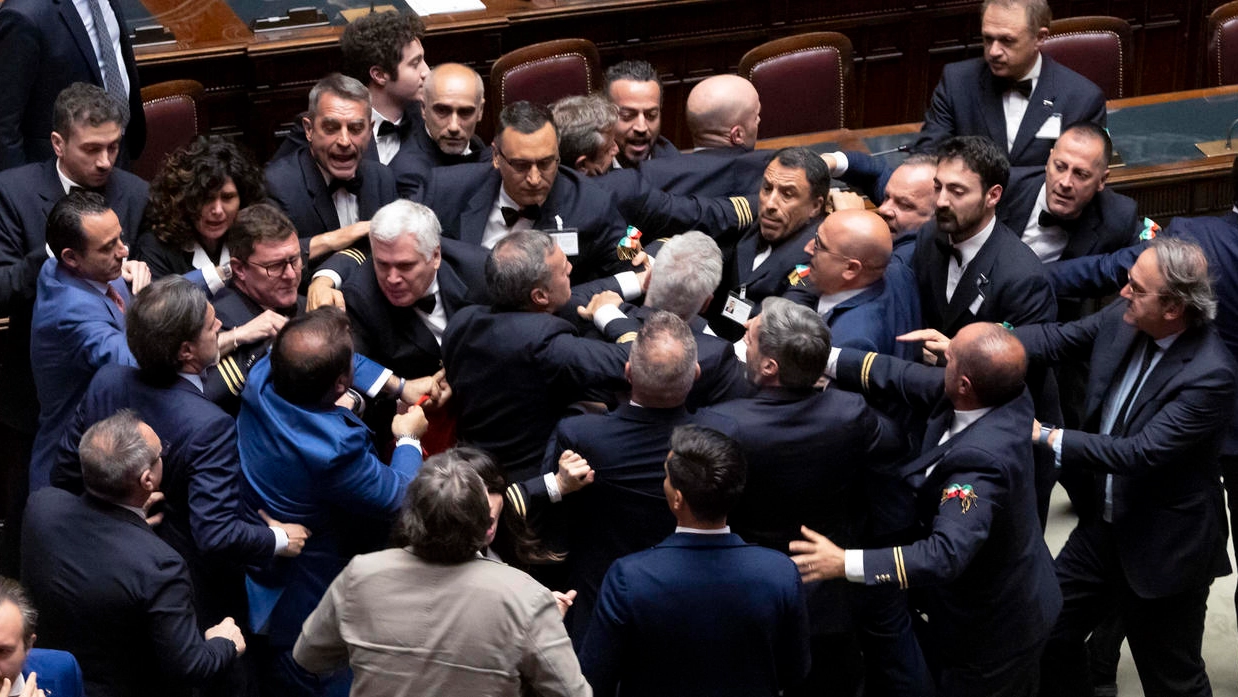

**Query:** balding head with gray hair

left=752, top=297, right=831, bottom=389
left=79, top=410, right=161, bottom=504
left=628, top=311, right=699, bottom=408
left=369, top=199, right=441, bottom=262
left=552, top=94, right=618, bottom=167
left=645, top=232, right=723, bottom=320
left=1151, top=236, right=1217, bottom=328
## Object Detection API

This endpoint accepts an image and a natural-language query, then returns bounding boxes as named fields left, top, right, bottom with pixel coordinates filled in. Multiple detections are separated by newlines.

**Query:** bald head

left=830, top=210, right=892, bottom=267
left=876, top=157, right=938, bottom=237
left=423, top=63, right=485, bottom=155
left=947, top=322, right=1028, bottom=409
left=424, top=63, right=483, bottom=103
left=685, top=75, right=761, bottom=150
left=805, top=209, right=891, bottom=295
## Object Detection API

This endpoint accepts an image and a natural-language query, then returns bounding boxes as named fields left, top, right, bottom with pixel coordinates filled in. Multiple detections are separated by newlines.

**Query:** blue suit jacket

left=835, top=150, right=894, bottom=204
left=51, top=364, right=275, bottom=625
left=29, top=260, right=134, bottom=490
left=0, top=0, right=145, bottom=169
left=423, top=162, right=629, bottom=285
left=833, top=349, right=1062, bottom=668
left=0, top=158, right=146, bottom=434
left=785, top=262, right=922, bottom=362
left=1015, top=301, right=1236, bottom=598
left=580, top=532, right=811, bottom=697
left=23, top=648, right=84, bottom=697
left=914, top=55, right=1106, bottom=167
left=239, top=354, right=421, bottom=646
left=638, top=146, right=774, bottom=198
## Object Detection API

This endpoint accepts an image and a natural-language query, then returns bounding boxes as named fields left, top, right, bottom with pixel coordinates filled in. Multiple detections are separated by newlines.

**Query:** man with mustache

left=603, top=60, right=680, bottom=168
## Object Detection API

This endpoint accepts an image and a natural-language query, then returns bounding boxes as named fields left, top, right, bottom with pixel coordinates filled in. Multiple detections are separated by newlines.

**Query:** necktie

left=1038, top=209, right=1079, bottom=232
left=83, top=0, right=129, bottom=122
left=377, top=119, right=410, bottom=139
left=413, top=293, right=436, bottom=314
left=1111, top=338, right=1159, bottom=435
left=501, top=205, right=541, bottom=228
left=105, top=284, right=125, bottom=314
left=999, top=77, right=1034, bottom=99
left=328, top=176, right=363, bottom=196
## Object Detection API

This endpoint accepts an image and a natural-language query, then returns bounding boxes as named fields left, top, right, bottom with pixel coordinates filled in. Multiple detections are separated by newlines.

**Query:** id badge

left=722, top=291, right=754, bottom=325
left=549, top=230, right=580, bottom=256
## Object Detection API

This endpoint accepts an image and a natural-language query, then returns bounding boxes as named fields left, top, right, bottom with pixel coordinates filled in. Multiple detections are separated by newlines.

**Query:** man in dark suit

left=821, top=151, right=938, bottom=262
left=29, top=192, right=149, bottom=492
left=0, top=83, right=147, bottom=572
left=603, top=60, right=680, bottom=169
left=23, top=411, right=245, bottom=697
left=0, top=0, right=145, bottom=170
left=637, top=74, right=773, bottom=199
left=238, top=307, right=435, bottom=696
left=700, top=297, right=907, bottom=697
left=420, top=101, right=630, bottom=286
left=1020, top=239, right=1234, bottom=697
left=265, top=74, right=398, bottom=289
left=580, top=424, right=811, bottom=696
left=785, top=209, right=922, bottom=361
left=913, top=0, right=1105, bottom=168
left=390, top=63, right=492, bottom=199
left=442, top=230, right=631, bottom=481
left=50, top=276, right=309, bottom=628
left=794, top=322, right=1062, bottom=697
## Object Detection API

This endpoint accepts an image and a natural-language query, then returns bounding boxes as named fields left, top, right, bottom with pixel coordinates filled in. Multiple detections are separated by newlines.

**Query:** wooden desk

left=756, top=85, right=1238, bottom=221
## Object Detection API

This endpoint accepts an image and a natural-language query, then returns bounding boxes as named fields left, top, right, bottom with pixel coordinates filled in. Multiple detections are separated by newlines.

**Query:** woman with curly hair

left=133, top=135, right=266, bottom=291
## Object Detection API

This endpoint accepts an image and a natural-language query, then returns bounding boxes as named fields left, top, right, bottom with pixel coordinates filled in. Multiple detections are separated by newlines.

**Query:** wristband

left=395, top=377, right=406, bottom=401
left=1037, top=423, right=1058, bottom=446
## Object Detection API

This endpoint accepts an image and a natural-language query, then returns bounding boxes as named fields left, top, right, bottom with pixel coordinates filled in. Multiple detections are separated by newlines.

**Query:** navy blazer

left=833, top=349, right=1062, bottom=668
left=836, top=150, right=895, bottom=204
left=638, top=146, right=774, bottom=198
left=1015, top=301, right=1236, bottom=598
left=423, top=162, right=629, bottom=285
left=202, top=286, right=306, bottom=415
left=22, top=489, right=236, bottom=697
left=0, top=0, right=145, bottom=169
left=785, top=262, right=922, bottom=362
left=29, top=260, right=135, bottom=490
left=0, top=158, right=146, bottom=434
left=580, top=531, right=811, bottom=697
left=914, top=55, right=1106, bottom=167
left=709, top=217, right=818, bottom=338
left=442, top=304, right=630, bottom=481
left=590, top=167, right=755, bottom=239
left=998, top=166, right=1141, bottom=261
left=23, top=648, right=85, bottom=697
left=51, top=364, right=275, bottom=626
left=390, top=123, right=490, bottom=201
left=270, top=103, right=427, bottom=164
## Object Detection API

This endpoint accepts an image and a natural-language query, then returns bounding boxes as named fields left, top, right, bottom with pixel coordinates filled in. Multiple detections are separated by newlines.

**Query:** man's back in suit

left=22, top=488, right=236, bottom=697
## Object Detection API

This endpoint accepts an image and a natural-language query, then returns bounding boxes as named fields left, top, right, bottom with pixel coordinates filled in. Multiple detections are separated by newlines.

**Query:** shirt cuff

left=614, top=271, right=642, bottom=300
left=592, top=304, right=627, bottom=332
left=1052, top=430, right=1063, bottom=469
left=396, top=436, right=423, bottom=451
left=312, top=269, right=342, bottom=288
left=844, top=549, right=865, bottom=583
left=201, top=263, right=225, bottom=295
left=826, top=347, right=842, bottom=379
left=544, top=472, right=562, bottom=503
left=270, top=526, right=289, bottom=555
left=829, top=151, right=850, bottom=176
left=365, top=368, right=393, bottom=398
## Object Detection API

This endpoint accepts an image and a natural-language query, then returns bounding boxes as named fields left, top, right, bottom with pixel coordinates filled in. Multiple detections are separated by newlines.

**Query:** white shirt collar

left=57, top=159, right=85, bottom=195
left=8, top=673, right=22, bottom=696
left=178, top=371, right=205, bottom=393
left=953, top=215, right=997, bottom=268
left=1019, top=53, right=1044, bottom=84
left=81, top=277, right=113, bottom=296
left=498, top=183, right=521, bottom=210
left=675, top=525, right=731, bottom=535
left=1151, top=330, right=1182, bottom=352
left=951, top=406, right=994, bottom=435
left=816, top=286, right=867, bottom=317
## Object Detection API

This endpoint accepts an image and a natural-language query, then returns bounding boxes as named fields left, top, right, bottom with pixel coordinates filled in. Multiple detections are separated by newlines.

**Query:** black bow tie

left=376, top=119, right=411, bottom=139
left=69, top=184, right=105, bottom=196
left=413, top=293, right=436, bottom=314
left=998, top=77, right=1034, bottom=99
left=328, top=176, right=363, bottom=196
left=934, top=235, right=963, bottom=265
left=1038, top=209, right=1080, bottom=232
left=501, top=205, right=541, bottom=228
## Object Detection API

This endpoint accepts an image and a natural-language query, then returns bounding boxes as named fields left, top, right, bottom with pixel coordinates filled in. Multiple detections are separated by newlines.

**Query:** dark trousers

left=855, top=585, right=934, bottom=697
left=1039, top=519, right=1213, bottom=697
left=1221, top=453, right=1238, bottom=635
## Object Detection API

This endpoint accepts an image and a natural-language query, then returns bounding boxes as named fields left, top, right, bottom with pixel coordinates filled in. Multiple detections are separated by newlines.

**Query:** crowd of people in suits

left=0, top=0, right=1236, bottom=695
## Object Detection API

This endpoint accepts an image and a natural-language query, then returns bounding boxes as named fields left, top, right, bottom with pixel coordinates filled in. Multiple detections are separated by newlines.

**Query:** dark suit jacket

left=580, top=532, right=811, bottom=697
left=999, top=166, right=1141, bottom=261
left=423, top=162, right=629, bottom=284
left=785, top=262, right=923, bottom=362
left=50, top=364, right=275, bottom=626
left=22, top=488, right=236, bottom=697
left=263, top=147, right=397, bottom=266
left=0, top=158, right=146, bottom=433
left=638, top=146, right=774, bottom=198
left=591, top=167, right=755, bottom=239
left=29, top=260, right=135, bottom=490
left=270, top=103, right=427, bottom=164
left=913, top=55, right=1106, bottom=168
left=836, top=150, right=894, bottom=204
left=1015, top=301, right=1236, bottom=598
left=442, top=304, right=630, bottom=480
left=709, top=217, right=817, bottom=337
left=0, top=0, right=145, bottom=169
left=833, top=349, right=1062, bottom=668
left=390, top=123, right=490, bottom=200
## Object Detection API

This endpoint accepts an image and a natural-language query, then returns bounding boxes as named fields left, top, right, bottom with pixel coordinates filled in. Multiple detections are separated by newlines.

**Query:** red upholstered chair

left=489, top=39, right=601, bottom=130
left=738, top=32, right=854, bottom=139
left=1208, top=1, right=1238, bottom=86
left=1042, top=16, right=1133, bottom=100
left=131, top=80, right=205, bottom=181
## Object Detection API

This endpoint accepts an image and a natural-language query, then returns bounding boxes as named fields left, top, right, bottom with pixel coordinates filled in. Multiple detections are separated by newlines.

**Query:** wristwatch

left=1037, top=423, right=1058, bottom=446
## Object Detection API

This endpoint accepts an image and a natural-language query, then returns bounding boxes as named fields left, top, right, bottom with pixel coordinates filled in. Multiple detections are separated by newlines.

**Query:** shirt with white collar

left=1021, top=183, right=1070, bottom=262
left=946, top=216, right=997, bottom=302
left=415, top=277, right=447, bottom=343
left=371, top=108, right=402, bottom=166
left=1002, top=54, right=1043, bottom=152
left=483, top=187, right=535, bottom=249
left=316, top=165, right=359, bottom=229
left=816, top=287, right=867, bottom=319
left=674, top=525, right=732, bottom=535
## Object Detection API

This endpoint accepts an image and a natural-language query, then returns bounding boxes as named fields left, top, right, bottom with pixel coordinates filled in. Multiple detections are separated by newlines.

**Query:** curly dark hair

left=340, top=10, right=426, bottom=86
left=144, top=135, right=266, bottom=247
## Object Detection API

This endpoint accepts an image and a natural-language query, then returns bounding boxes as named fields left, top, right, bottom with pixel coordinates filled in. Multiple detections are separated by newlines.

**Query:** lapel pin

left=1043, top=99, right=1054, bottom=107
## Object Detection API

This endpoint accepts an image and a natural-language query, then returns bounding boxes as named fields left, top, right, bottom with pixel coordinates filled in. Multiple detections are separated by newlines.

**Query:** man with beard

left=603, top=60, right=680, bottom=168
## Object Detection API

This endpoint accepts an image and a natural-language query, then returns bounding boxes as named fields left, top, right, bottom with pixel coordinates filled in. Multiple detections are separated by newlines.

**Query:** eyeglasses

left=812, top=233, right=853, bottom=263
left=496, top=148, right=559, bottom=175
left=245, top=254, right=302, bottom=278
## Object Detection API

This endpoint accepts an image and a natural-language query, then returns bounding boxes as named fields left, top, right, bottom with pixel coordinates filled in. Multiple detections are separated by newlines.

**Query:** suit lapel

left=942, top=229, right=999, bottom=327
left=736, top=229, right=759, bottom=283
left=1062, top=201, right=1104, bottom=259
left=300, top=150, right=341, bottom=233
left=1010, top=62, right=1057, bottom=163
left=56, top=0, right=103, bottom=84
left=1120, top=331, right=1197, bottom=432
left=37, top=160, right=65, bottom=223
left=979, top=73, right=1009, bottom=149
left=460, top=176, right=501, bottom=245
left=1085, top=318, right=1139, bottom=426
left=356, top=163, right=384, bottom=220
left=437, top=263, right=470, bottom=318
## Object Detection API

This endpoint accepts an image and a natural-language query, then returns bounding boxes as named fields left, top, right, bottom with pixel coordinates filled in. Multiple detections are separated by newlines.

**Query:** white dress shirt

left=945, top=216, right=996, bottom=302
left=1020, top=184, right=1070, bottom=262
left=1002, top=54, right=1042, bottom=152
left=482, top=187, right=534, bottom=249
left=71, top=0, right=130, bottom=96
left=371, top=108, right=402, bottom=166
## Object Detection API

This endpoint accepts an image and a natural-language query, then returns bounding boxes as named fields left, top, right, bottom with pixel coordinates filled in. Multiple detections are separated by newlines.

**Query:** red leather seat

left=131, top=80, right=204, bottom=182
left=489, top=39, right=601, bottom=129
left=1043, top=16, right=1132, bottom=100
left=738, top=32, right=854, bottom=139
left=1208, top=1, right=1238, bottom=86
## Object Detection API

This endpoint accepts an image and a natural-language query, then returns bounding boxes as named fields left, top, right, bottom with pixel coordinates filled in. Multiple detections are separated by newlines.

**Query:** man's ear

left=369, top=65, right=389, bottom=88
left=51, top=131, right=66, bottom=160
left=984, top=184, right=1003, bottom=210
left=574, top=154, right=591, bottom=173
left=177, top=340, right=195, bottom=366
left=624, top=361, right=632, bottom=384
left=139, top=467, right=157, bottom=493
left=302, top=116, right=313, bottom=142
left=59, top=247, right=81, bottom=272
left=529, top=285, right=550, bottom=309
